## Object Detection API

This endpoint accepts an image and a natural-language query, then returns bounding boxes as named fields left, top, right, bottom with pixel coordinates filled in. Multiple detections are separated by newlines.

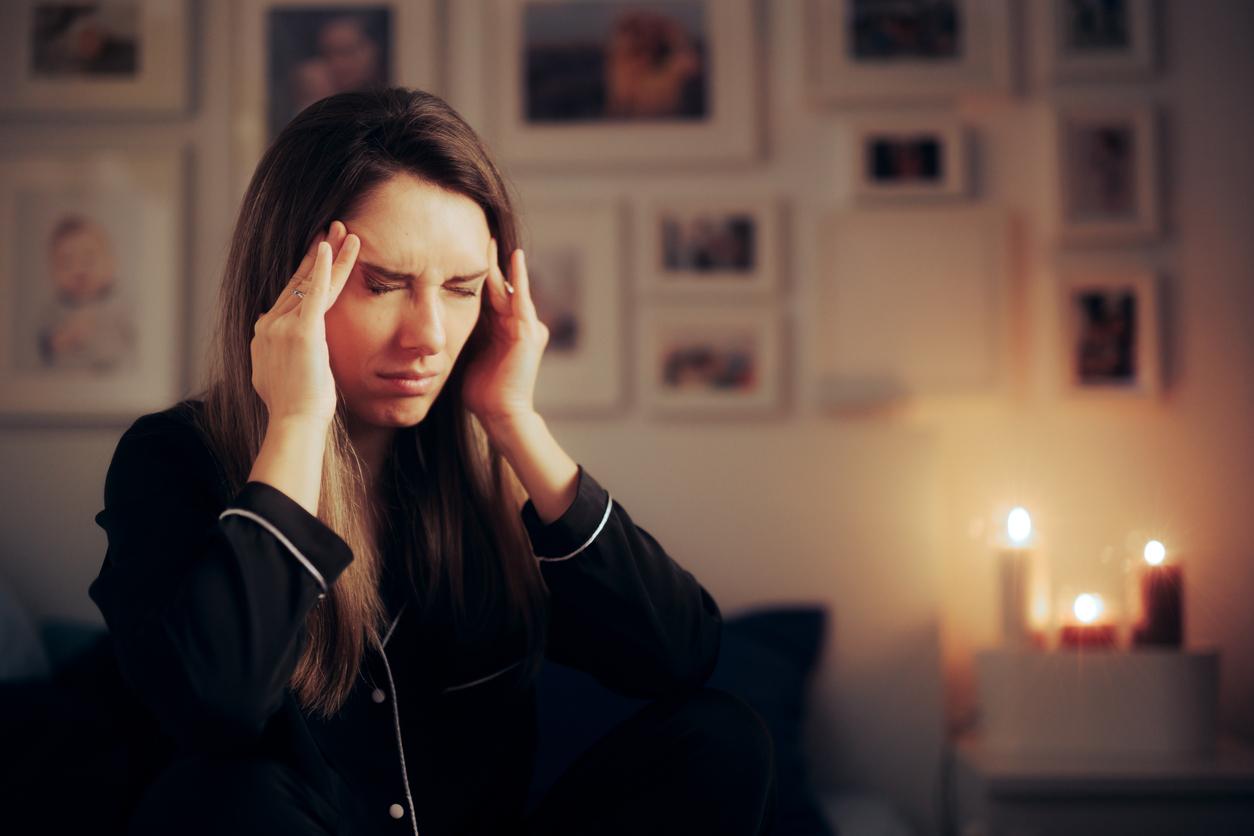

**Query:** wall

left=1, top=3, right=1251, bottom=834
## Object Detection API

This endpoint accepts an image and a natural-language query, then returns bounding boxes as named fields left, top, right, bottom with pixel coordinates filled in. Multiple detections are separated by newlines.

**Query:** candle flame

left=1073, top=593, right=1103, bottom=624
left=1144, top=539, right=1166, bottom=566
left=1007, top=507, right=1032, bottom=545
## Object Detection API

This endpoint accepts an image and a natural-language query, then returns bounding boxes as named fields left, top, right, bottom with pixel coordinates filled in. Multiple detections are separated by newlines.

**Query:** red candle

left=1060, top=593, right=1117, bottom=650
left=1133, top=540, right=1183, bottom=647
left=1060, top=624, right=1117, bottom=649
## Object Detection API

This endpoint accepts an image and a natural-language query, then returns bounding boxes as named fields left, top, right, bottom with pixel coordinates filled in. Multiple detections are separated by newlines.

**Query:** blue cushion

left=528, top=604, right=833, bottom=835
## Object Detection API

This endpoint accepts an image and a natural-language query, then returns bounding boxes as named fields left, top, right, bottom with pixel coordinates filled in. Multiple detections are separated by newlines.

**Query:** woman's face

left=327, top=173, right=491, bottom=431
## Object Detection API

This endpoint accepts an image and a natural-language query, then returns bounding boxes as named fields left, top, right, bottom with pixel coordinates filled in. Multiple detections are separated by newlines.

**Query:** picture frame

left=232, top=0, right=441, bottom=201
left=1040, top=0, right=1157, bottom=82
left=518, top=200, right=625, bottom=415
left=807, top=0, right=1013, bottom=104
left=483, top=0, right=760, bottom=168
left=633, top=197, right=781, bottom=296
left=638, top=306, right=783, bottom=416
left=0, top=0, right=190, bottom=114
left=811, top=207, right=1010, bottom=408
left=0, top=147, right=185, bottom=419
left=848, top=115, right=969, bottom=202
left=1057, top=269, right=1160, bottom=396
left=1056, top=104, right=1160, bottom=245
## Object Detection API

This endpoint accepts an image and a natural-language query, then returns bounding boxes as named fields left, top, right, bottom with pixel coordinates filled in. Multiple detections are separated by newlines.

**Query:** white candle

left=998, top=506, right=1034, bottom=647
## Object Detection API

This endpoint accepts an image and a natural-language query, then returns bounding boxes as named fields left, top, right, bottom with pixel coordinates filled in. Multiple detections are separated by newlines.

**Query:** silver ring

left=291, top=288, right=306, bottom=299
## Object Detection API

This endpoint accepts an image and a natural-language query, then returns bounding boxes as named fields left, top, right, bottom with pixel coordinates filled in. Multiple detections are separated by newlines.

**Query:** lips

left=379, top=371, right=440, bottom=380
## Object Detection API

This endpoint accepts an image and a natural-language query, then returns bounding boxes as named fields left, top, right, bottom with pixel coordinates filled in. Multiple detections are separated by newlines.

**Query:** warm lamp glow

left=1144, top=539, right=1167, bottom=566
left=1007, top=507, right=1032, bottom=545
left=1073, top=593, right=1103, bottom=624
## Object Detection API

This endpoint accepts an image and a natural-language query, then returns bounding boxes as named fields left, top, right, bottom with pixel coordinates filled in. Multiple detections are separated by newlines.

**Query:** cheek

left=448, top=304, right=484, bottom=362
left=324, top=304, right=378, bottom=375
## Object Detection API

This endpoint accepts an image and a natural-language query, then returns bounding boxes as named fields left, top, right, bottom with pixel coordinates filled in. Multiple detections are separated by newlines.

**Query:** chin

left=350, top=396, right=436, bottom=429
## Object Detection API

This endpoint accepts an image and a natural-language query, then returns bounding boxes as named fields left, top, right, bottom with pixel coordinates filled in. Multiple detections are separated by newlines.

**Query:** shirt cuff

left=519, top=465, right=613, bottom=561
left=219, top=481, right=355, bottom=593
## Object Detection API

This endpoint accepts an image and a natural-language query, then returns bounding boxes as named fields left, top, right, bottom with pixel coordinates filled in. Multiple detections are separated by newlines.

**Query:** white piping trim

left=535, top=492, right=613, bottom=563
left=218, top=508, right=328, bottom=592
left=376, top=638, right=420, bottom=836
left=441, top=658, right=525, bottom=693
left=382, top=602, right=407, bottom=649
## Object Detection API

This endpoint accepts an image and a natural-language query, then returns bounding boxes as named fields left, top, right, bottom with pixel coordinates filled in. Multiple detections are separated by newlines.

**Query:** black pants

left=128, top=687, right=778, bottom=836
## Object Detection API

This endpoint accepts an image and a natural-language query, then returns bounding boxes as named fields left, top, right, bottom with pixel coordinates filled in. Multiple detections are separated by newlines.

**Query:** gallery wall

left=2, top=3, right=1252, bottom=834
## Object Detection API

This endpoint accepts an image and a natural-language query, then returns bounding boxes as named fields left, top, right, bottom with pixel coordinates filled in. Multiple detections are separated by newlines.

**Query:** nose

left=395, top=288, right=446, bottom=356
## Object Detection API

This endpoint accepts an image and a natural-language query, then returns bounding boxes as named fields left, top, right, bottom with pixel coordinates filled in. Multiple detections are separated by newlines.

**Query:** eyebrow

left=358, top=261, right=489, bottom=284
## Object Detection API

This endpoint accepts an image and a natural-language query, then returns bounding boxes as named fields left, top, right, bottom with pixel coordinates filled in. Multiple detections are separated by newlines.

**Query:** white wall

left=2, top=3, right=1252, bottom=834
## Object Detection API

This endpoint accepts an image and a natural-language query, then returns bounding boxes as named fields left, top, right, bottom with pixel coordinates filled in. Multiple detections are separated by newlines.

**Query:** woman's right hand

left=251, top=220, right=360, bottom=428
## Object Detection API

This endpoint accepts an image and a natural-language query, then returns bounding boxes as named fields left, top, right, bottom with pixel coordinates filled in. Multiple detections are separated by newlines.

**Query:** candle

left=997, top=507, right=1034, bottom=647
left=1060, top=593, right=1117, bottom=649
left=1133, top=539, right=1183, bottom=647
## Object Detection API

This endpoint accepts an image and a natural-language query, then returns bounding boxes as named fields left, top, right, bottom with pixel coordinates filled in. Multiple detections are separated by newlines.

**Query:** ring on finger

left=291, top=287, right=307, bottom=299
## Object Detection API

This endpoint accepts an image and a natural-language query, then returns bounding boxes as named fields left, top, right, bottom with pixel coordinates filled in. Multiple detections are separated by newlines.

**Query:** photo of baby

left=33, top=213, right=137, bottom=373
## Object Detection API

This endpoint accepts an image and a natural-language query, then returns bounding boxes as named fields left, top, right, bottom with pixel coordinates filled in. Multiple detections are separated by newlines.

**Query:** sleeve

left=88, top=412, right=353, bottom=752
left=520, top=465, right=722, bottom=699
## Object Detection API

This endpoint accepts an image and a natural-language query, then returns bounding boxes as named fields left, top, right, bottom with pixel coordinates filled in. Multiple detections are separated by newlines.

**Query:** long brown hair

left=193, top=88, right=548, bottom=717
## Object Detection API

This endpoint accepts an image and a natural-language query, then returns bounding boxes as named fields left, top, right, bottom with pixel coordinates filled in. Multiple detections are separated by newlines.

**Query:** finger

left=484, top=238, right=513, bottom=317
left=510, top=248, right=537, bottom=322
left=269, top=232, right=326, bottom=315
left=297, top=241, right=332, bottom=320
left=327, top=232, right=360, bottom=309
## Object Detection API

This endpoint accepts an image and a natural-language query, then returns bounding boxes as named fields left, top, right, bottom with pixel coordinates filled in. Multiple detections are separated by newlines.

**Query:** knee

left=675, top=687, right=775, bottom=783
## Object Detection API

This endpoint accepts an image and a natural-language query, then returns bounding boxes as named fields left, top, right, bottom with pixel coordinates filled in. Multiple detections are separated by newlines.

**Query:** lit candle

left=998, top=507, right=1034, bottom=647
left=1060, top=593, right=1117, bottom=649
left=1133, top=539, right=1183, bottom=647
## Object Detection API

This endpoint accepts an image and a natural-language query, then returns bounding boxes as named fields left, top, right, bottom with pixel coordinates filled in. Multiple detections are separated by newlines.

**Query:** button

left=371, top=688, right=386, bottom=704
left=389, top=803, right=405, bottom=819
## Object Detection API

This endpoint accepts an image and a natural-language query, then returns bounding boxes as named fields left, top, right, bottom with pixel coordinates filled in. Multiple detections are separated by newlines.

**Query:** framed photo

left=1056, top=105, right=1159, bottom=245
left=484, top=0, right=759, bottom=167
left=0, top=0, right=189, bottom=114
left=812, top=207, right=1010, bottom=407
left=848, top=116, right=968, bottom=201
left=232, top=0, right=441, bottom=200
left=807, top=0, right=1012, bottom=104
left=0, top=148, right=184, bottom=419
left=634, top=198, right=780, bottom=295
left=1057, top=269, right=1160, bottom=396
left=638, top=307, right=783, bottom=416
left=519, top=201, right=625, bottom=414
left=1041, top=0, right=1156, bottom=81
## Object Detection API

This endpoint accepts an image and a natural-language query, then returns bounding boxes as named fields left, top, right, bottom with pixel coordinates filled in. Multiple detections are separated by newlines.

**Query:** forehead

left=345, top=174, right=489, bottom=274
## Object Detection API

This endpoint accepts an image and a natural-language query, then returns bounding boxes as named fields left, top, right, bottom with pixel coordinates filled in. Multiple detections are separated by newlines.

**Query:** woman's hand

left=462, top=239, right=549, bottom=432
left=250, top=220, right=360, bottom=428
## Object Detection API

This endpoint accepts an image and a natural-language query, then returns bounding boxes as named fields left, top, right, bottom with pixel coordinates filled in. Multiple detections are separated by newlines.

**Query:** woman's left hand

left=462, top=238, right=549, bottom=430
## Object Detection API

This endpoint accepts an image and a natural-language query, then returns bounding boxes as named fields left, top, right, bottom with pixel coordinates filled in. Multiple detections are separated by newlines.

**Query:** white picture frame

left=0, top=0, right=190, bottom=114
left=1040, top=0, right=1157, bottom=82
left=807, top=0, right=1013, bottom=104
left=638, top=306, right=783, bottom=416
left=483, top=0, right=760, bottom=168
left=0, top=147, right=185, bottom=419
left=518, top=200, right=625, bottom=415
left=1056, top=104, right=1160, bottom=245
left=232, top=0, right=442, bottom=201
left=633, top=197, right=781, bottom=296
left=812, top=207, right=1010, bottom=408
left=1057, top=269, right=1160, bottom=397
left=848, top=115, right=969, bottom=202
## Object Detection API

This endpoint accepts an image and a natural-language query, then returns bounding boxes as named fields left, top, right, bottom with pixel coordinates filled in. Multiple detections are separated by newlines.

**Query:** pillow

left=707, top=605, right=832, bottom=836
left=528, top=604, right=832, bottom=836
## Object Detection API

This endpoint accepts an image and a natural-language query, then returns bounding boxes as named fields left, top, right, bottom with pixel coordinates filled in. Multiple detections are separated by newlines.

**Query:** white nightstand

left=948, top=733, right=1254, bottom=836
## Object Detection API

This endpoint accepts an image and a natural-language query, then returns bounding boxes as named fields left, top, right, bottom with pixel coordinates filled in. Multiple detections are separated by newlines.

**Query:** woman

left=89, top=88, right=776, bottom=835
